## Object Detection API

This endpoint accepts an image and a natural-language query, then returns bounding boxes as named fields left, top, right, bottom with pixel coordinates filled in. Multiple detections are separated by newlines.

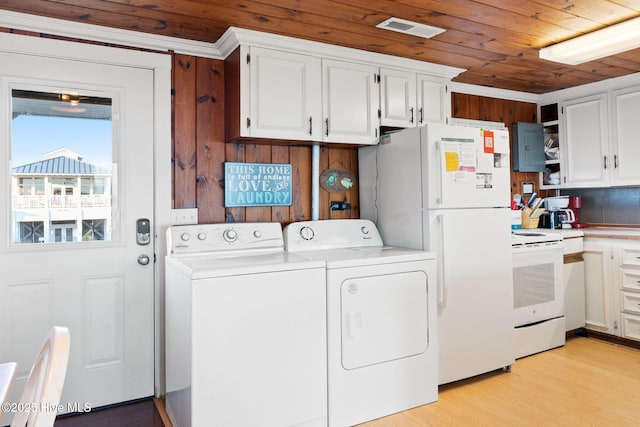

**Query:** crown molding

left=450, top=82, right=539, bottom=104
left=0, top=9, right=222, bottom=59
left=538, top=71, right=640, bottom=104
left=217, top=26, right=466, bottom=79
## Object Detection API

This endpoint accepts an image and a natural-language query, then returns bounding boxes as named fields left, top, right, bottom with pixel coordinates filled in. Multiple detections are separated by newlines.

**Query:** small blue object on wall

left=224, top=162, right=293, bottom=207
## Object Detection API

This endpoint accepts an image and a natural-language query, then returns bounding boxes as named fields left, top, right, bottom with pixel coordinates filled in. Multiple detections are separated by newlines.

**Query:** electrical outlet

left=330, top=201, right=351, bottom=210
left=171, top=208, right=198, bottom=225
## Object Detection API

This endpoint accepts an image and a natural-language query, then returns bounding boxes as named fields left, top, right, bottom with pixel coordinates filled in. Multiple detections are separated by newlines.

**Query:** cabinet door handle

left=410, top=107, right=414, bottom=123
left=419, top=107, right=424, bottom=124
left=325, top=118, right=329, bottom=136
left=604, top=155, right=608, bottom=169
left=614, top=154, right=618, bottom=168
left=309, top=117, right=313, bottom=136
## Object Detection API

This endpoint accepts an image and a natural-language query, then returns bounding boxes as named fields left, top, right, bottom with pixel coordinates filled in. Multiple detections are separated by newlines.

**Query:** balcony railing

left=14, top=195, right=111, bottom=209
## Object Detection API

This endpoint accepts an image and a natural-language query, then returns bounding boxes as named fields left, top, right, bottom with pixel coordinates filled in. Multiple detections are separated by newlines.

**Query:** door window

left=10, top=89, right=113, bottom=244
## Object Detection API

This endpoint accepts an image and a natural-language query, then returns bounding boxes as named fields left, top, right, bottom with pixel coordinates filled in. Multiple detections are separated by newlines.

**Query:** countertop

left=526, top=228, right=585, bottom=239
left=581, top=226, right=640, bottom=240
left=528, top=226, right=640, bottom=240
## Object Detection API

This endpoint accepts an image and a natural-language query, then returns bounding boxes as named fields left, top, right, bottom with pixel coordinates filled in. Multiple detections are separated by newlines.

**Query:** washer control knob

left=223, top=229, right=238, bottom=243
left=180, top=233, right=191, bottom=241
left=253, top=230, right=262, bottom=239
left=300, top=226, right=315, bottom=241
left=197, top=232, right=207, bottom=241
left=361, top=226, right=369, bottom=235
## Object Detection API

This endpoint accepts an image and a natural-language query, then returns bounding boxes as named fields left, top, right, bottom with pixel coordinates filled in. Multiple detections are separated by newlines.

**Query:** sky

left=11, top=115, right=112, bottom=169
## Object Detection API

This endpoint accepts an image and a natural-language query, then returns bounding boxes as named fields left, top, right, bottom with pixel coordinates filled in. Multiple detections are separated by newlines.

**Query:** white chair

left=10, top=326, right=71, bottom=427
left=0, top=362, right=17, bottom=425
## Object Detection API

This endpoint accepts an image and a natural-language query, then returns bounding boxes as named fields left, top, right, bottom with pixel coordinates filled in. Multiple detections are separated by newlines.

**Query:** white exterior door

left=0, top=47, right=156, bottom=414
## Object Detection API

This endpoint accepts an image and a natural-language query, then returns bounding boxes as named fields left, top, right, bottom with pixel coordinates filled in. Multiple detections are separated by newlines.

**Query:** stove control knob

left=223, top=229, right=238, bottom=243
left=197, top=232, right=207, bottom=241
left=300, top=226, right=315, bottom=241
left=180, top=233, right=191, bottom=241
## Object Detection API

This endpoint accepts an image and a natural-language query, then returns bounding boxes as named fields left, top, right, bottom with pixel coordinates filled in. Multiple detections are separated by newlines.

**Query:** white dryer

left=284, top=219, right=438, bottom=427
left=165, top=223, right=327, bottom=427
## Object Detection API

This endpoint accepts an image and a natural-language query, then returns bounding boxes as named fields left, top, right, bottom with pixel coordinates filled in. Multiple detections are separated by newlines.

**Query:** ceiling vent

left=376, top=17, right=445, bottom=39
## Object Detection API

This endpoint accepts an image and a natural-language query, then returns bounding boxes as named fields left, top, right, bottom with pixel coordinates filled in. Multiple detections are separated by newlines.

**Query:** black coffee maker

left=539, top=211, right=567, bottom=229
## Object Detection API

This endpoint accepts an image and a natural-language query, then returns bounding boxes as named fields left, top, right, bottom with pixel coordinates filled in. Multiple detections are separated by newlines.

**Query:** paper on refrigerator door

left=442, top=138, right=476, bottom=172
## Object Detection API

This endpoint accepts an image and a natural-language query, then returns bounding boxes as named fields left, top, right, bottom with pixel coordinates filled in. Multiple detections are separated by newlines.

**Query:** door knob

left=137, top=254, right=150, bottom=266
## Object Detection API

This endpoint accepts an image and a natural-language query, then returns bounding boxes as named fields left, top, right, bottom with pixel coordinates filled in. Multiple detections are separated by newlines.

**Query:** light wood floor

left=154, top=336, right=639, bottom=427
left=358, top=336, right=640, bottom=427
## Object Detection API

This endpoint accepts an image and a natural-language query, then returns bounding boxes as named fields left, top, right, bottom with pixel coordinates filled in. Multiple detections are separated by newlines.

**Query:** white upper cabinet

left=379, top=68, right=416, bottom=127
left=322, top=59, right=379, bottom=144
left=235, top=48, right=379, bottom=145
left=246, top=47, right=322, bottom=140
left=562, top=93, right=609, bottom=187
left=417, top=74, right=449, bottom=124
left=540, top=78, right=640, bottom=188
left=379, top=68, right=448, bottom=127
left=221, top=28, right=464, bottom=145
left=610, top=86, right=640, bottom=185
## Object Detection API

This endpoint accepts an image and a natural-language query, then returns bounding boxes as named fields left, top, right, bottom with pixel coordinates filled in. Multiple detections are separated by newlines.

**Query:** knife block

left=521, top=207, right=540, bottom=229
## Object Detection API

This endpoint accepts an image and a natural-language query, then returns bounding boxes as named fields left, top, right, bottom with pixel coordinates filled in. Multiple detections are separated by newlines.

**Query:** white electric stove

left=511, top=230, right=566, bottom=359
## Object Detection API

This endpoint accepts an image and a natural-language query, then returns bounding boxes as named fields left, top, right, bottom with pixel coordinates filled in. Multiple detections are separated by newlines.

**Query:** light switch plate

left=171, top=208, right=198, bottom=225
left=522, top=182, right=534, bottom=195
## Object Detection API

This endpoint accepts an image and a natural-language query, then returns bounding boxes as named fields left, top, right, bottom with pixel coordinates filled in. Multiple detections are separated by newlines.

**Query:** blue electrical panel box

left=512, top=122, right=545, bottom=172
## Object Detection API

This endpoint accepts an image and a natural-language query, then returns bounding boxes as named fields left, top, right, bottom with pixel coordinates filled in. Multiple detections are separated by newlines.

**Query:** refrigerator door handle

left=436, top=213, right=447, bottom=308
left=435, top=140, right=444, bottom=206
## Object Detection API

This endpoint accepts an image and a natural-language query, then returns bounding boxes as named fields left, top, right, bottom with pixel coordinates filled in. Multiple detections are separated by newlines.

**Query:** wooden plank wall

left=2, top=26, right=542, bottom=226
left=172, top=54, right=359, bottom=225
left=451, top=92, right=547, bottom=200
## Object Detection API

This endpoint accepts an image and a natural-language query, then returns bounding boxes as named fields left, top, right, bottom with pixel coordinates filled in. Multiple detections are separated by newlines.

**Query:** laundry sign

left=224, top=162, right=292, bottom=207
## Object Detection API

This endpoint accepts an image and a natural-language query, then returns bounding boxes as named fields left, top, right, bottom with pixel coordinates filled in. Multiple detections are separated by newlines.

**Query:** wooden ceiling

left=3, top=0, right=640, bottom=94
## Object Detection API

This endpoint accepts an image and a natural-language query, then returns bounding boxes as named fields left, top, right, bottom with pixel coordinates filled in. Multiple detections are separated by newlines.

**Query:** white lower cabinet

left=583, top=239, right=616, bottom=334
left=584, top=237, right=640, bottom=341
left=565, top=259, right=586, bottom=331
left=622, top=313, right=640, bottom=340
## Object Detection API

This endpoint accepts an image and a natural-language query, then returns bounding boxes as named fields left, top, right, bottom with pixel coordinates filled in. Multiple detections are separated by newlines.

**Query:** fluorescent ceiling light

left=376, top=17, right=445, bottom=39
left=540, top=16, right=640, bottom=65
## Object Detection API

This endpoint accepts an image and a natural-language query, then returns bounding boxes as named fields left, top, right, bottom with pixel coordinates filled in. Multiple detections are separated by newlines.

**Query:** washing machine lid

left=166, top=251, right=324, bottom=279
left=295, top=246, right=435, bottom=269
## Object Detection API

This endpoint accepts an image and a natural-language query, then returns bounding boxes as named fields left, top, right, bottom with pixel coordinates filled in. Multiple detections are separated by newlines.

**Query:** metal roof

left=12, top=156, right=111, bottom=176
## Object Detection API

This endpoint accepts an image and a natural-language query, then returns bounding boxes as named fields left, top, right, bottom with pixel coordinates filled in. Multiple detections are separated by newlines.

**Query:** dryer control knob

left=180, top=233, right=191, bottom=241
left=223, top=229, right=238, bottom=243
left=361, top=226, right=369, bottom=235
left=253, top=230, right=262, bottom=239
left=300, top=226, right=315, bottom=241
left=197, top=232, right=207, bottom=241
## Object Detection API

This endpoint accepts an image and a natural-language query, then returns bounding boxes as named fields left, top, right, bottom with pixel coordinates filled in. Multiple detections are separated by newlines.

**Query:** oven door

left=512, top=244, right=564, bottom=327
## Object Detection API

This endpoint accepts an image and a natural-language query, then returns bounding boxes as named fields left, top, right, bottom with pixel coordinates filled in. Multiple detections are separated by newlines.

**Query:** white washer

left=284, top=219, right=438, bottom=427
left=165, top=223, right=327, bottom=427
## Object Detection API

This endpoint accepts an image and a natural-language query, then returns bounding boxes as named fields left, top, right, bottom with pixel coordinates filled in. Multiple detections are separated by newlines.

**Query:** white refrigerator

left=359, top=122, right=515, bottom=385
